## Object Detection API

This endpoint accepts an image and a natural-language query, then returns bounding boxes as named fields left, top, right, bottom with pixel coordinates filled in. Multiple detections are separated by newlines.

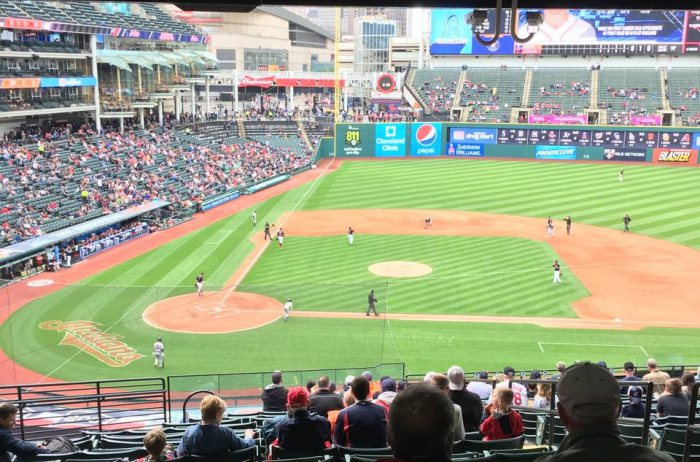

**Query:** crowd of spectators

left=605, top=86, right=650, bottom=100
left=537, top=81, right=590, bottom=98
left=0, top=121, right=313, bottom=247
left=418, top=76, right=457, bottom=114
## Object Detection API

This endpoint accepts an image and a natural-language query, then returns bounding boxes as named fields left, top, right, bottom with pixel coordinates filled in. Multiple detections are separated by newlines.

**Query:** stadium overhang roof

left=97, top=50, right=218, bottom=70
left=163, top=0, right=699, bottom=12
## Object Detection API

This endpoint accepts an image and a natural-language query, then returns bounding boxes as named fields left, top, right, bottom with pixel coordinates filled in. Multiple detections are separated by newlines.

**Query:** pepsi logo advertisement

left=411, top=123, right=442, bottom=156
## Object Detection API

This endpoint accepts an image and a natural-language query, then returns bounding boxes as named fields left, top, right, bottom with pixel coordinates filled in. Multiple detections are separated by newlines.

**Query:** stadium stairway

left=296, top=119, right=313, bottom=152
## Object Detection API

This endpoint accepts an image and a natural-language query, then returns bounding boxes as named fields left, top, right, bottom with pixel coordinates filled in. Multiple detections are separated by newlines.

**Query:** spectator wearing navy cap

left=274, top=387, right=331, bottom=451
left=620, top=362, right=638, bottom=395
left=497, top=366, right=528, bottom=407
left=621, top=387, right=645, bottom=419
left=375, top=378, right=398, bottom=413
left=447, top=365, right=483, bottom=432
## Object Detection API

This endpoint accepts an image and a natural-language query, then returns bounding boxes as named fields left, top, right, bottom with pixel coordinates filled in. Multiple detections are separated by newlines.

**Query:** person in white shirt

left=467, top=371, right=493, bottom=400
left=283, top=298, right=293, bottom=321
left=153, top=338, right=164, bottom=368
left=519, top=9, right=596, bottom=44
left=496, top=367, right=529, bottom=407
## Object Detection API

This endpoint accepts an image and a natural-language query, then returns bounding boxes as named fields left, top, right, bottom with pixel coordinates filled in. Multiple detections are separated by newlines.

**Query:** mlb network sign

left=375, top=123, right=407, bottom=157
left=410, top=123, right=442, bottom=156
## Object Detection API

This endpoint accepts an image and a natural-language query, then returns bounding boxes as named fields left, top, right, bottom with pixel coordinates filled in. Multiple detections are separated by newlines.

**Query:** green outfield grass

left=306, top=160, right=700, bottom=249
left=1, top=159, right=699, bottom=384
left=241, top=235, right=586, bottom=317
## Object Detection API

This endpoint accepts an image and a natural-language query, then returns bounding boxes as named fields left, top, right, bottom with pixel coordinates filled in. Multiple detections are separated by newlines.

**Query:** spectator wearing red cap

left=273, top=387, right=331, bottom=451
left=334, top=376, right=389, bottom=448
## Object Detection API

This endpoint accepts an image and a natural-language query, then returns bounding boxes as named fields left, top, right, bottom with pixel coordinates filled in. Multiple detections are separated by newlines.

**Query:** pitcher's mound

left=368, top=261, right=432, bottom=278
left=142, top=292, right=282, bottom=334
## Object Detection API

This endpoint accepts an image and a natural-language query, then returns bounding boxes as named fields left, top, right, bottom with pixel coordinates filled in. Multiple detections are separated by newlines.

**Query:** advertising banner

left=528, top=128, right=561, bottom=145
left=375, top=123, right=407, bottom=157
left=659, top=132, right=694, bottom=149
left=528, top=114, right=587, bottom=125
left=446, top=143, right=484, bottom=157
left=41, top=77, right=97, bottom=88
left=410, top=123, right=442, bottom=156
left=535, top=145, right=577, bottom=160
left=449, top=127, right=498, bottom=144
left=0, top=78, right=40, bottom=89
left=694, top=133, right=700, bottom=150
left=630, top=115, right=662, bottom=126
left=652, top=148, right=698, bottom=164
left=337, top=124, right=374, bottom=157
left=602, top=148, right=647, bottom=162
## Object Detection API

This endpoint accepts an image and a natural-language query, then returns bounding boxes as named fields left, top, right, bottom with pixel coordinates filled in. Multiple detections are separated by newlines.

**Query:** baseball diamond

left=1, top=158, right=699, bottom=384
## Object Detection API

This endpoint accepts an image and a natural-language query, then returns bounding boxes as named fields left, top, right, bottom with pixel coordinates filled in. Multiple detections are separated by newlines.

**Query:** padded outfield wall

left=332, top=123, right=700, bottom=165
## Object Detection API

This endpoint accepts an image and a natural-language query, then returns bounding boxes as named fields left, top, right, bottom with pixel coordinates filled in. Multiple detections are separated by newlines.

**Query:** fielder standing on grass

left=552, top=260, right=562, bottom=284
left=623, top=214, right=631, bottom=233
left=283, top=298, right=293, bottom=321
left=252, top=210, right=257, bottom=227
left=366, top=289, right=379, bottom=316
left=153, top=337, right=164, bottom=368
left=348, top=227, right=355, bottom=246
left=277, top=227, right=285, bottom=248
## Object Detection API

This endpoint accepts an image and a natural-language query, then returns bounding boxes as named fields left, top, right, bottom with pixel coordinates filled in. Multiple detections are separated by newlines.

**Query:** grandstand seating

left=0, top=124, right=313, bottom=247
left=598, top=68, right=662, bottom=125
left=529, top=68, right=591, bottom=116
left=666, top=68, right=700, bottom=126
left=0, top=0, right=199, bottom=35
left=409, top=69, right=461, bottom=120
left=460, top=68, right=525, bottom=123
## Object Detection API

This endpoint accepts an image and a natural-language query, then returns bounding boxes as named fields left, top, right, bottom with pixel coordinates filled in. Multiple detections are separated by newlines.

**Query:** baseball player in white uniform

left=553, top=260, right=562, bottom=283
left=348, top=227, right=354, bottom=246
left=283, top=298, right=293, bottom=321
left=277, top=228, right=284, bottom=248
left=153, top=337, right=164, bottom=368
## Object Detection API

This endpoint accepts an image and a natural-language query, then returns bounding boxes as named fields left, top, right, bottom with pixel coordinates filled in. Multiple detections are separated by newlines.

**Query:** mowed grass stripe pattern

left=241, top=235, right=587, bottom=317
left=304, top=160, right=700, bottom=248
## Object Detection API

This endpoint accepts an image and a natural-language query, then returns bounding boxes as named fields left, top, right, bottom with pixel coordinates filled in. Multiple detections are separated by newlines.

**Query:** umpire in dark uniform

left=264, top=222, right=272, bottom=240
left=366, top=289, right=379, bottom=316
left=623, top=214, right=631, bottom=233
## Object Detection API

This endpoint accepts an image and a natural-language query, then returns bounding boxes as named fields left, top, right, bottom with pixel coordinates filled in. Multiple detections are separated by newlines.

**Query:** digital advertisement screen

left=430, top=9, right=692, bottom=56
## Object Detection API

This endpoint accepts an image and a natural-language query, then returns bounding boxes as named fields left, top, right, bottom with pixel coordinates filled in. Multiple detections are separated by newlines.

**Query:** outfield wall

left=333, top=123, right=700, bottom=165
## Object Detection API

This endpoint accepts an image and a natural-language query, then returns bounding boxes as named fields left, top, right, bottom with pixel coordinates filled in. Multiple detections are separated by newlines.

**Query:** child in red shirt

left=480, top=387, right=524, bottom=441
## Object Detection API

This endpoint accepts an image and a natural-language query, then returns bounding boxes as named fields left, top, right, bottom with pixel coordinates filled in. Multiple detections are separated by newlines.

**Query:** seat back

left=462, top=435, right=525, bottom=452
left=618, top=422, right=645, bottom=445
left=658, top=427, right=700, bottom=462
left=270, top=445, right=336, bottom=460
left=337, top=446, right=393, bottom=456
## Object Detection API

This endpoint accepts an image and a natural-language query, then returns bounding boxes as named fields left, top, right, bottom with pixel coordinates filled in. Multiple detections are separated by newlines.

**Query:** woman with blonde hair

left=532, top=383, right=552, bottom=409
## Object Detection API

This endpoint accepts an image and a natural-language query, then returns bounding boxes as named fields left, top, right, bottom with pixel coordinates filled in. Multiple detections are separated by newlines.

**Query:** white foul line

left=538, top=342, right=648, bottom=356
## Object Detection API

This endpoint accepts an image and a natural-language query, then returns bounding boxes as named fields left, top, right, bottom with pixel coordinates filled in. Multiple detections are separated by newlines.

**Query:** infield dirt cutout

left=142, top=209, right=700, bottom=334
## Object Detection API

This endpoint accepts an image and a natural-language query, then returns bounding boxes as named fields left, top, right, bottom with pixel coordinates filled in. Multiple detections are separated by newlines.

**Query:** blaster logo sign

left=653, top=148, right=697, bottom=163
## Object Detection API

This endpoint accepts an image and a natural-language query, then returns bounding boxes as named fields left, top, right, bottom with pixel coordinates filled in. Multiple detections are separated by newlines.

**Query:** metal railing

left=0, top=377, right=166, bottom=442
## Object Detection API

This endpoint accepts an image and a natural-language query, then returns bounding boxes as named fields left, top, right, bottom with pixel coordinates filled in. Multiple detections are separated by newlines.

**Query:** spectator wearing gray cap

left=447, top=365, right=483, bottom=432
left=467, top=371, right=493, bottom=400
left=534, top=362, right=674, bottom=462
left=262, top=370, right=288, bottom=412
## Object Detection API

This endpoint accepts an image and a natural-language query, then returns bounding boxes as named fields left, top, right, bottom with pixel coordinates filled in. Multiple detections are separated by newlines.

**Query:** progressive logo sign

left=411, top=123, right=442, bottom=156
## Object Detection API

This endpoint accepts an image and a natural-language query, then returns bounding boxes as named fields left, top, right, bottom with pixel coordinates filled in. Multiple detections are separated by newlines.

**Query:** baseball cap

left=503, top=366, right=516, bottom=377
left=381, top=378, right=397, bottom=393
left=271, top=371, right=282, bottom=383
left=447, top=365, right=466, bottom=391
left=624, top=362, right=635, bottom=371
left=628, top=386, right=643, bottom=404
left=558, top=362, right=621, bottom=424
left=478, top=371, right=489, bottom=379
left=597, top=361, right=608, bottom=368
left=530, top=370, right=542, bottom=380
left=287, top=387, right=309, bottom=408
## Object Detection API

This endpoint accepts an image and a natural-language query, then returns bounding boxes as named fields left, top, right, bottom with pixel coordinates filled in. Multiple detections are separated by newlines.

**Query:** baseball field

left=1, top=158, right=700, bottom=386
